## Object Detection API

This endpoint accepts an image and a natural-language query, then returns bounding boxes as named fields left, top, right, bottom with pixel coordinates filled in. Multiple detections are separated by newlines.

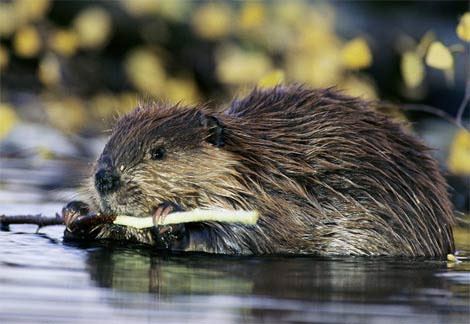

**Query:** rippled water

left=1, top=158, right=469, bottom=323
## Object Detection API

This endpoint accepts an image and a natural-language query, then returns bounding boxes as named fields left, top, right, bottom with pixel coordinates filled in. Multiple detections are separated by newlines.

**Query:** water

left=1, top=158, right=469, bottom=323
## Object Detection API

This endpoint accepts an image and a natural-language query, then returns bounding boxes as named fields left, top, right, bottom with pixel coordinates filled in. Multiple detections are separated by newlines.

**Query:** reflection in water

left=82, top=244, right=470, bottom=322
left=0, top=226, right=469, bottom=323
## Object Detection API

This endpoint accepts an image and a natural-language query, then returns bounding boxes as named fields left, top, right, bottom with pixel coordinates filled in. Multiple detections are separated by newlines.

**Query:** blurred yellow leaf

left=216, top=46, right=272, bottom=84
left=0, top=3, right=17, bottom=36
left=50, top=29, right=79, bottom=56
left=239, top=2, right=265, bottom=30
left=295, top=21, right=340, bottom=53
left=453, top=226, right=470, bottom=249
left=258, top=70, right=285, bottom=88
left=339, top=76, right=377, bottom=100
left=448, top=129, right=470, bottom=175
left=38, top=53, right=61, bottom=87
left=0, top=45, right=9, bottom=70
left=45, top=97, right=86, bottom=133
left=456, top=12, right=470, bottom=42
left=416, top=31, right=435, bottom=57
left=120, top=0, right=160, bottom=16
left=118, top=92, right=138, bottom=113
left=13, top=25, right=41, bottom=58
left=124, top=48, right=166, bottom=97
left=73, top=6, right=112, bottom=49
left=89, top=93, right=120, bottom=120
left=192, top=3, right=232, bottom=40
left=0, top=103, right=18, bottom=139
left=401, top=51, right=425, bottom=88
left=286, top=50, right=341, bottom=88
left=164, top=78, right=200, bottom=104
left=272, top=1, right=309, bottom=28
left=425, top=42, right=453, bottom=70
left=157, top=0, right=192, bottom=22
left=15, top=0, right=50, bottom=23
left=341, top=38, right=372, bottom=69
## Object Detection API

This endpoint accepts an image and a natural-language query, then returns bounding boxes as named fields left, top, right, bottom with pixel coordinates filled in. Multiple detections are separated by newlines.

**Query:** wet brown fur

left=86, top=86, right=455, bottom=256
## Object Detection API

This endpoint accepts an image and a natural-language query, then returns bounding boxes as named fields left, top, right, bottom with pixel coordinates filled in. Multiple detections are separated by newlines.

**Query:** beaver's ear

left=199, top=114, right=225, bottom=147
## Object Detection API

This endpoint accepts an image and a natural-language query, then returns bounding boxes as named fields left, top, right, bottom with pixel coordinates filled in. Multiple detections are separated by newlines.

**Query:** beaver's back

left=218, top=86, right=454, bottom=256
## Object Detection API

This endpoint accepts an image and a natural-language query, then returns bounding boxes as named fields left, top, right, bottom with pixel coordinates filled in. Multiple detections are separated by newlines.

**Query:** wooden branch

left=0, top=209, right=260, bottom=231
left=0, top=213, right=116, bottom=231
left=114, top=209, right=260, bottom=229
left=0, top=214, right=63, bottom=229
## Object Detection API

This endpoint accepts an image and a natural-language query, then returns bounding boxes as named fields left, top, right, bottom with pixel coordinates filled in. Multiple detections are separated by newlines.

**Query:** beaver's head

left=89, top=104, right=244, bottom=217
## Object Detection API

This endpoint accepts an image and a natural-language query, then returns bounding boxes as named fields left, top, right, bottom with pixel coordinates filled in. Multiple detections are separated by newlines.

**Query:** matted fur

left=85, top=86, right=455, bottom=256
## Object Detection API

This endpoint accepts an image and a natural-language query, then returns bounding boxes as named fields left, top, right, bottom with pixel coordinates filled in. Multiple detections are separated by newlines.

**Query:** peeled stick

left=113, top=208, right=259, bottom=229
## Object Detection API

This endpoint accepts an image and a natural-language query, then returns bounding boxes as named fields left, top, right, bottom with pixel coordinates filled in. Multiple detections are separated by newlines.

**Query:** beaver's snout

left=95, top=167, right=120, bottom=195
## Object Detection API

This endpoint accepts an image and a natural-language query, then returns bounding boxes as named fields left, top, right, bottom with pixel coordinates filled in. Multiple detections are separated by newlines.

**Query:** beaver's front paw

left=152, top=202, right=186, bottom=249
left=62, top=201, right=91, bottom=231
left=62, top=200, right=104, bottom=241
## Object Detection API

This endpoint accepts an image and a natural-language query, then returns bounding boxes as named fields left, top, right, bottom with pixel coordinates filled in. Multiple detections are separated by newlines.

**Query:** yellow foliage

left=0, top=45, right=8, bottom=70
left=294, top=22, right=340, bottom=53
left=120, top=0, right=160, bottom=16
left=157, top=0, right=192, bottom=22
left=118, top=92, right=138, bottom=113
left=216, top=46, right=272, bottom=85
left=49, top=29, right=79, bottom=56
left=401, top=51, right=425, bottom=88
left=192, top=3, right=232, bottom=40
left=286, top=50, right=341, bottom=88
left=456, top=12, right=470, bottom=42
left=0, top=3, right=16, bottom=36
left=0, top=0, right=50, bottom=37
left=339, top=76, right=377, bottom=100
left=448, top=129, right=470, bottom=175
left=0, top=103, right=18, bottom=139
left=73, top=6, right=112, bottom=49
left=416, top=31, right=435, bottom=57
left=38, top=53, right=61, bottom=87
left=453, top=226, right=470, bottom=249
left=45, top=97, right=86, bottom=133
left=89, top=93, right=120, bottom=120
left=13, top=25, right=41, bottom=58
left=425, top=41, right=453, bottom=70
left=341, top=38, right=372, bottom=69
left=258, top=70, right=285, bottom=88
left=164, top=78, right=200, bottom=105
left=239, top=2, right=265, bottom=30
left=124, top=48, right=166, bottom=97
left=272, top=1, right=309, bottom=28
left=15, top=0, right=50, bottom=23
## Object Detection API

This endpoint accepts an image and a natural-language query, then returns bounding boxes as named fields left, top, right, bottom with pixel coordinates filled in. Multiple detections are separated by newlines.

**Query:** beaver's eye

left=150, top=147, right=166, bottom=160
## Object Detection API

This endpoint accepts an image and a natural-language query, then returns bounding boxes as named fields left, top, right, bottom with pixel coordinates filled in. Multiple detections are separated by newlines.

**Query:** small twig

left=0, top=214, right=63, bottom=230
left=0, top=213, right=116, bottom=231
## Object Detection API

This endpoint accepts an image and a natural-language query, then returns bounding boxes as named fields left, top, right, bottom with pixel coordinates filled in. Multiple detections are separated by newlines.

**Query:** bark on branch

left=0, top=213, right=116, bottom=231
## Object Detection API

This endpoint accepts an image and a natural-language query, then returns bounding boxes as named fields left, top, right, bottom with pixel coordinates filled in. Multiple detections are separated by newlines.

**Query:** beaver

left=64, top=86, right=455, bottom=256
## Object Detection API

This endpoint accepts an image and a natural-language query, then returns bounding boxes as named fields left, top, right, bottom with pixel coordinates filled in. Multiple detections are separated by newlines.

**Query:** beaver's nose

left=95, top=168, right=120, bottom=195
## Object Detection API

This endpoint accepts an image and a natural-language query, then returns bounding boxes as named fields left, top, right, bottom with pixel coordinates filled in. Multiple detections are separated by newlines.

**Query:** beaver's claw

left=62, top=201, right=91, bottom=231
left=152, top=202, right=186, bottom=249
